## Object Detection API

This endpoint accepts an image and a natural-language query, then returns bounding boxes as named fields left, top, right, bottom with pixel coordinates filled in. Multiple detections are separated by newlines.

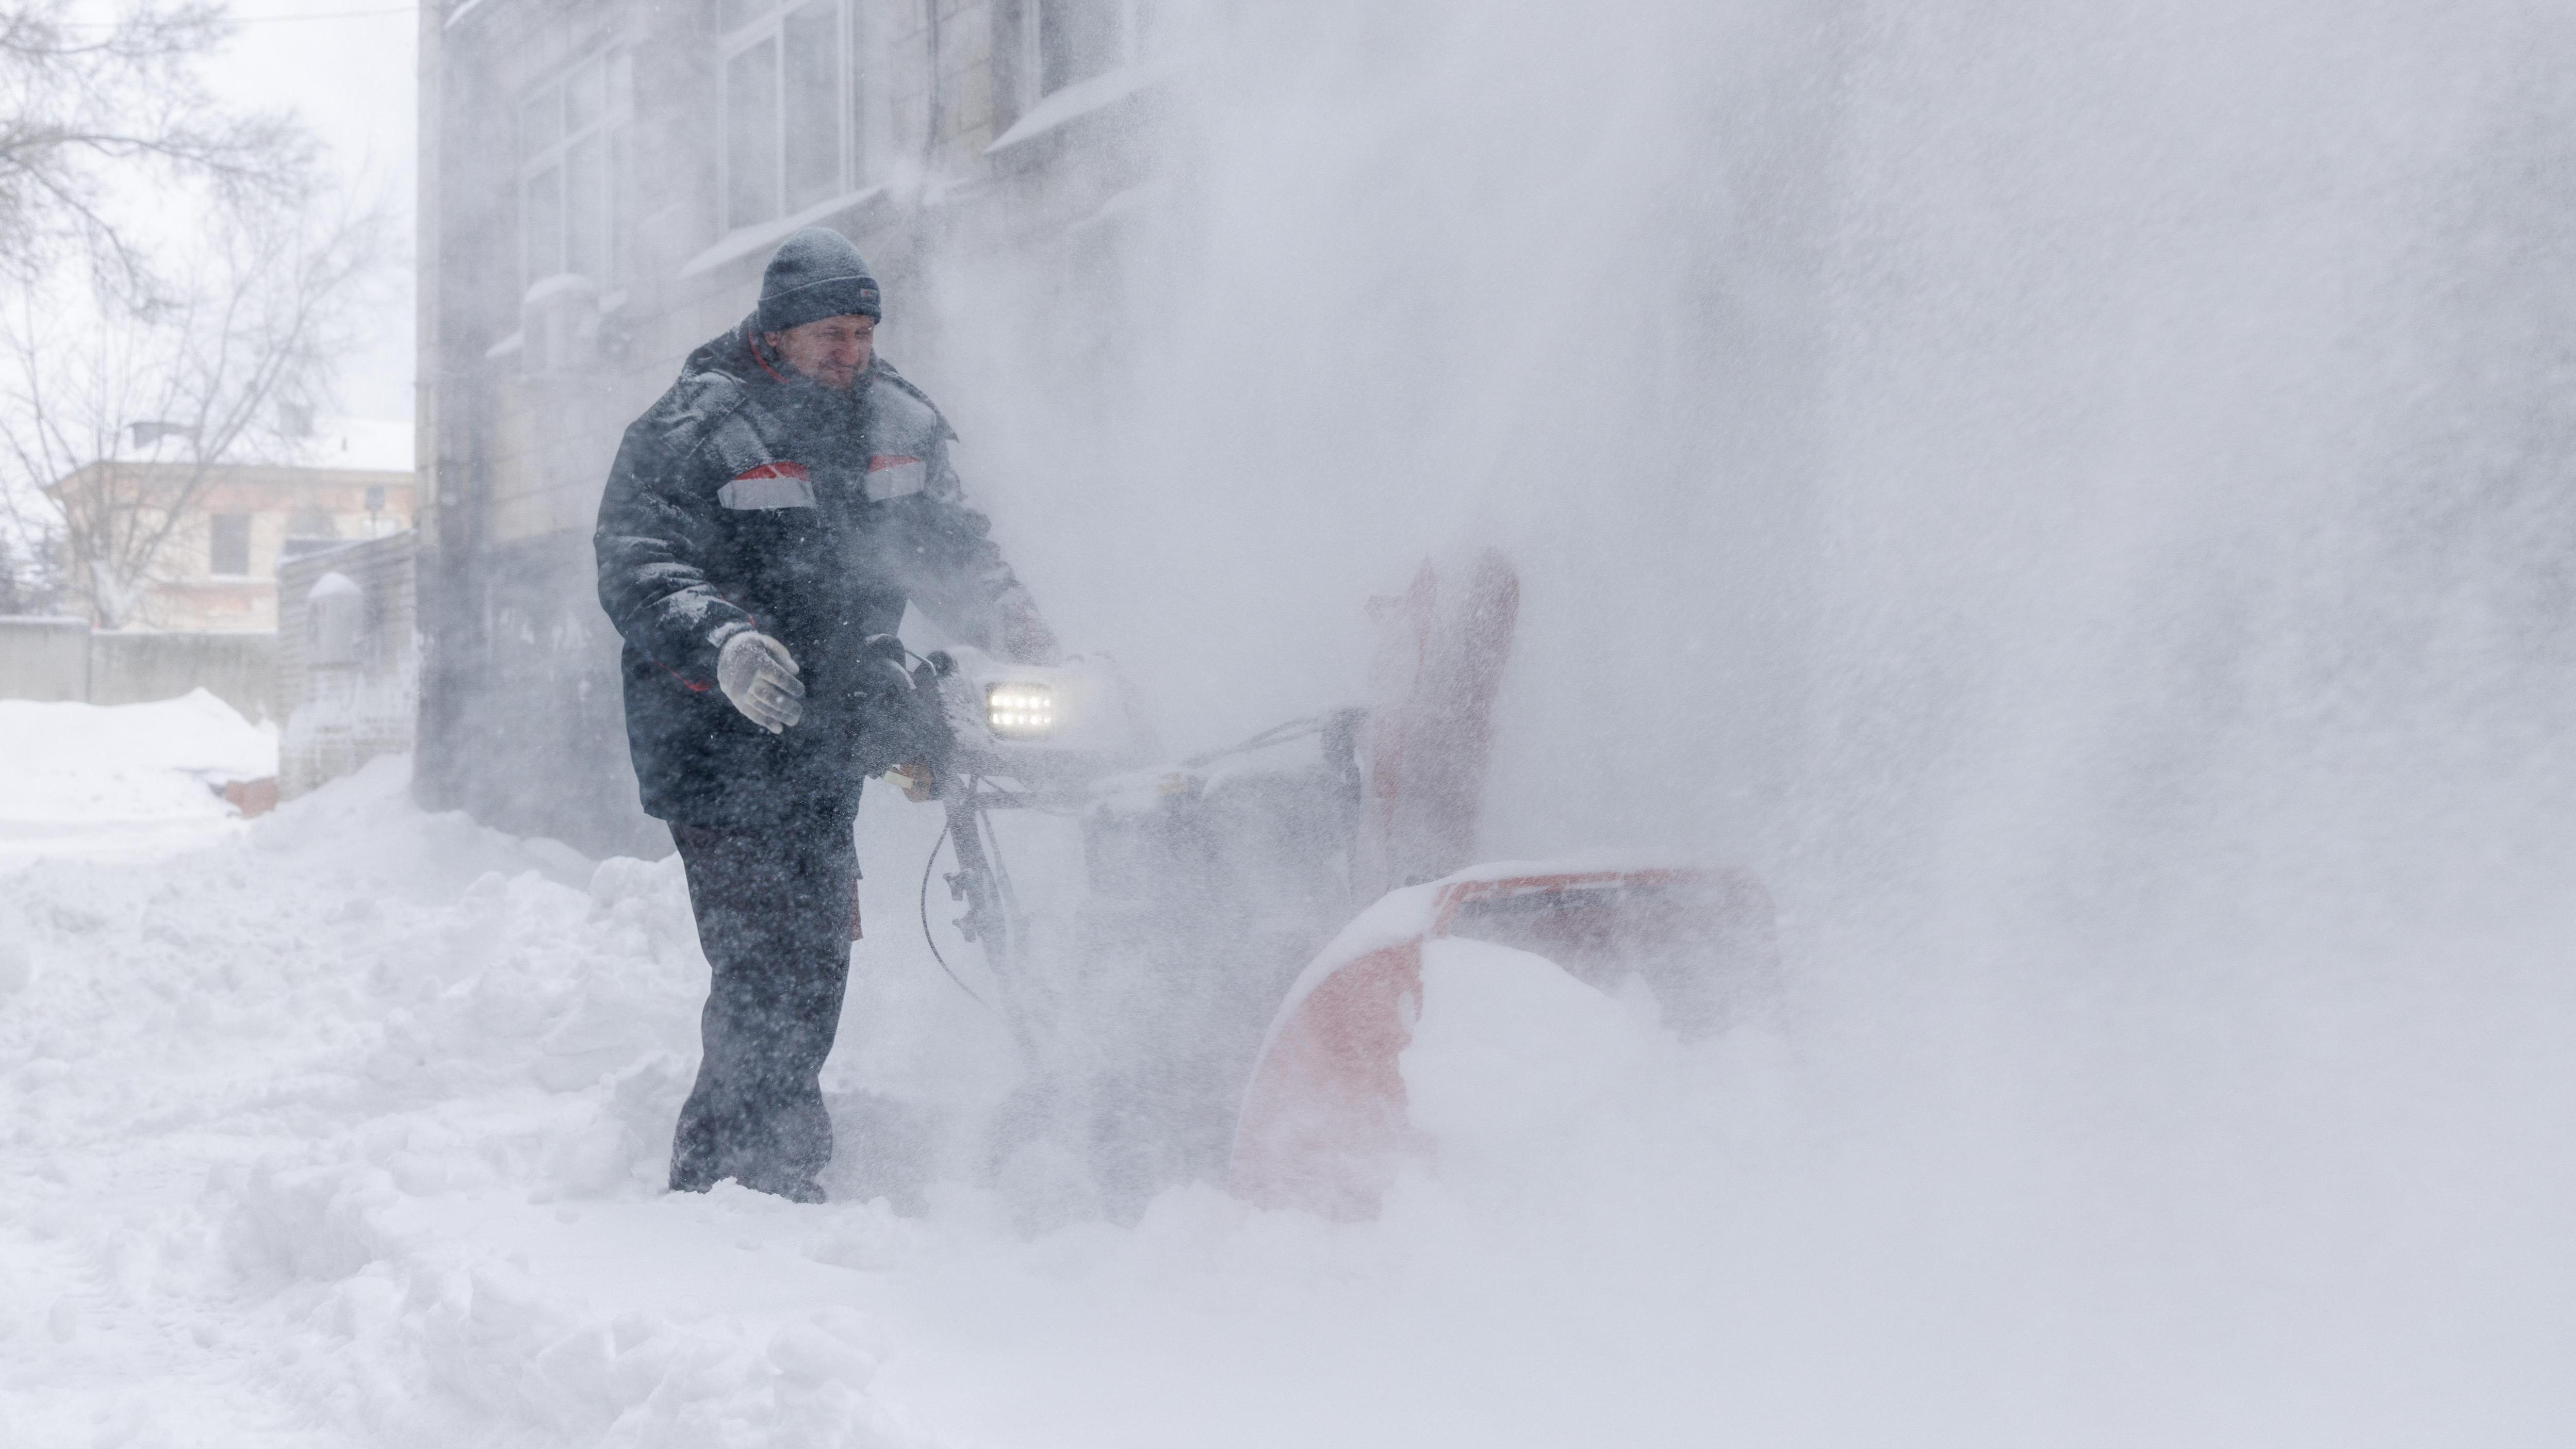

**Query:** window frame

left=1023, top=0, right=1148, bottom=104
left=518, top=50, right=635, bottom=297
left=717, top=0, right=871, bottom=238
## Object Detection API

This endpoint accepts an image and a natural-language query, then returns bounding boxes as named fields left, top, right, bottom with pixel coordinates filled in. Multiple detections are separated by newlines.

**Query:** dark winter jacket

left=595, top=319, right=1046, bottom=825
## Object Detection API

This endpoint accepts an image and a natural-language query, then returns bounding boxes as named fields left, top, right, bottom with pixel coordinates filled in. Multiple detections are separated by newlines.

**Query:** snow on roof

left=114, top=434, right=194, bottom=467
left=290, top=417, right=414, bottom=474
left=56, top=416, right=415, bottom=482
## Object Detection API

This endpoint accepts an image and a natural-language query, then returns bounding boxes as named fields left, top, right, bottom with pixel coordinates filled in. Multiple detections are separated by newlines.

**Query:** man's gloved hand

left=856, top=633, right=915, bottom=702
left=717, top=630, right=805, bottom=734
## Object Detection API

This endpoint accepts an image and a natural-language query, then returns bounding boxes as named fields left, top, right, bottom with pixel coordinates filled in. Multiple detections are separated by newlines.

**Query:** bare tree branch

left=0, top=189, right=392, bottom=627
left=0, top=0, right=380, bottom=628
left=0, top=1, right=317, bottom=302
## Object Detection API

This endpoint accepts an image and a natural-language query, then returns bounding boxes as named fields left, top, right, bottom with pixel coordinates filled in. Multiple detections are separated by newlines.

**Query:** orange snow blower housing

left=1231, top=863, right=1778, bottom=1219
left=1216, top=549, right=1781, bottom=1217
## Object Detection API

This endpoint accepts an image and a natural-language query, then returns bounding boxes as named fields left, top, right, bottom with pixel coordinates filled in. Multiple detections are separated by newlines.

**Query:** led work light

left=985, top=681, right=1055, bottom=738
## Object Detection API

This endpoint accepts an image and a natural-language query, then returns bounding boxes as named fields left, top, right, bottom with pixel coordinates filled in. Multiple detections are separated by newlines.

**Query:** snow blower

left=875, top=549, right=1780, bottom=1219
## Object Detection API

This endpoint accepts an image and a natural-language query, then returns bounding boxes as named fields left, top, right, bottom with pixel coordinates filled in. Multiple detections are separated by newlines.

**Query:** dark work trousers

left=667, top=799, right=860, bottom=1200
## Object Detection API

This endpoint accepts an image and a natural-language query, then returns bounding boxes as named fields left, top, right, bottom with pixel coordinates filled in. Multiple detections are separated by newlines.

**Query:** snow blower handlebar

left=848, top=636, right=1040, bottom=1052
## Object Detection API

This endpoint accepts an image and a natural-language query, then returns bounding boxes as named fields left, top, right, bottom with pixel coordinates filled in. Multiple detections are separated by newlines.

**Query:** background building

left=44, top=418, right=415, bottom=633
left=417, top=0, right=1164, bottom=854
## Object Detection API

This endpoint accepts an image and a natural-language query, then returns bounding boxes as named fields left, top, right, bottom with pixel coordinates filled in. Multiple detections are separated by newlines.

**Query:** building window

left=520, top=51, right=634, bottom=293
left=208, top=514, right=251, bottom=577
left=1028, top=0, right=1146, bottom=99
left=720, top=0, right=865, bottom=234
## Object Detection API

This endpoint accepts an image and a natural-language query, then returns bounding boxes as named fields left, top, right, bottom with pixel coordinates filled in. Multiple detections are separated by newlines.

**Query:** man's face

left=765, top=314, right=875, bottom=390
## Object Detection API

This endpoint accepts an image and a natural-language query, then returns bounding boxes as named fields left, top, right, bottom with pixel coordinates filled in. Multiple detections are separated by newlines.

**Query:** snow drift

left=0, top=689, right=273, bottom=862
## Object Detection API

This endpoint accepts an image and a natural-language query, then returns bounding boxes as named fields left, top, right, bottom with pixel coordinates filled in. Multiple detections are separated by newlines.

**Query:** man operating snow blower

left=594, top=227, right=1058, bottom=1203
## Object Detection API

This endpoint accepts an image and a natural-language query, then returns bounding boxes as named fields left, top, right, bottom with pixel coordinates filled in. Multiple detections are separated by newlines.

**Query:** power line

left=49, top=5, right=416, bottom=28
left=229, top=5, right=414, bottom=20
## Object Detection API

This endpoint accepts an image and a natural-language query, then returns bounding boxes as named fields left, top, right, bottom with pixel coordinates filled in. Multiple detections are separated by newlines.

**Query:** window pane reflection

left=782, top=0, right=842, bottom=213
left=564, top=135, right=603, bottom=279
left=565, top=62, right=603, bottom=131
left=726, top=39, right=782, bottom=228
left=520, top=87, right=559, bottom=158
left=523, top=163, right=562, bottom=280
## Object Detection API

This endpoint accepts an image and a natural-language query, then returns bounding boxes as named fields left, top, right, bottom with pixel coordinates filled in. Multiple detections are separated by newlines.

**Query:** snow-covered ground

left=0, top=697, right=1796, bottom=1447
left=0, top=691, right=276, bottom=870
left=4, top=697, right=2565, bottom=1445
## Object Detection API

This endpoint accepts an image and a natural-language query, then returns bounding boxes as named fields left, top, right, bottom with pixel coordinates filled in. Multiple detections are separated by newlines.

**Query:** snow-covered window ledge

left=1065, top=179, right=1163, bottom=238
left=679, top=185, right=895, bottom=281
left=521, top=272, right=600, bottom=309
left=987, top=57, right=1179, bottom=158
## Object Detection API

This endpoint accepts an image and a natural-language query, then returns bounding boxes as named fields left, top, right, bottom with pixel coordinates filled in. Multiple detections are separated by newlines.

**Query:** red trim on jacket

left=745, top=324, right=793, bottom=386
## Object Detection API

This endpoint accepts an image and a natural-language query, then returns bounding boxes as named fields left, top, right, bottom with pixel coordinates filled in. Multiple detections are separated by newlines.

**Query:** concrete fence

left=0, top=617, right=87, bottom=702
left=0, top=617, right=276, bottom=719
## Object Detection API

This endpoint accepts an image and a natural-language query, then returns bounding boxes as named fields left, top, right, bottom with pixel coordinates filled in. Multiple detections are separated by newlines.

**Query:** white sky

left=202, top=1, right=420, bottom=422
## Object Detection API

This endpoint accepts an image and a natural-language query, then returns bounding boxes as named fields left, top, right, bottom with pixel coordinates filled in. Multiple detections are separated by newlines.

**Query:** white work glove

left=717, top=630, right=805, bottom=734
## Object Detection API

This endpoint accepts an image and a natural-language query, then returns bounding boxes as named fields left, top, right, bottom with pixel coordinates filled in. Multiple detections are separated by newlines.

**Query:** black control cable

left=915, top=820, right=996, bottom=1013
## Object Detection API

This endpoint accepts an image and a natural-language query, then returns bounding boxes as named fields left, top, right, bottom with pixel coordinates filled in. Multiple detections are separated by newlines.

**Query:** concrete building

left=43, top=419, right=415, bottom=633
left=416, top=0, right=1164, bottom=853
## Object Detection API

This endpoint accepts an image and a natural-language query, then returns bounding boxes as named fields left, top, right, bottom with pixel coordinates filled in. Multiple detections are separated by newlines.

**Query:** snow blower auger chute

left=878, top=548, right=1779, bottom=1219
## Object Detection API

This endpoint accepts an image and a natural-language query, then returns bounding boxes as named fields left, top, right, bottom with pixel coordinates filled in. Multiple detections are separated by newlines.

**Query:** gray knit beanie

left=757, top=227, right=882, bottom=332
